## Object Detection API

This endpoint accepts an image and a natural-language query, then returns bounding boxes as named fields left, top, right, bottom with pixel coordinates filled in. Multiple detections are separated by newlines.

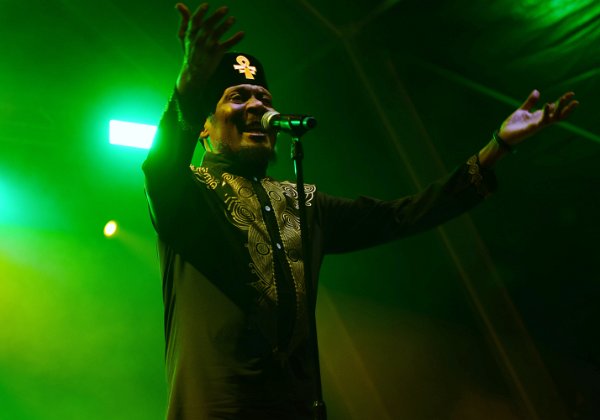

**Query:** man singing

left=142, top=3, right=578, bottom=419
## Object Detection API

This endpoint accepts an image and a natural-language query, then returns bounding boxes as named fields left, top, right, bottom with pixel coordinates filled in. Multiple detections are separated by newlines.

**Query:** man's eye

left=229, top=93, right=243, bottom=102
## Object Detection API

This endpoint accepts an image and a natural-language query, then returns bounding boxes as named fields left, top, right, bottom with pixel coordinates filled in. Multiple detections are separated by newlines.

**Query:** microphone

left=261, top=111, right=317, bottom=135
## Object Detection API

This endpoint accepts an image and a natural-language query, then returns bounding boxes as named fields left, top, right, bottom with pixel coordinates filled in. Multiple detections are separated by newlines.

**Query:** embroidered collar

left=200, top=152, right=268, bottom=180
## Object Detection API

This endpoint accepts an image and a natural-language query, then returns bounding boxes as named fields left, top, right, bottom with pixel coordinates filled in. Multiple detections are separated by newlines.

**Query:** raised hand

left=175, top=3, right=245, bottom=95
left=498, top=90, right=579, bottom=146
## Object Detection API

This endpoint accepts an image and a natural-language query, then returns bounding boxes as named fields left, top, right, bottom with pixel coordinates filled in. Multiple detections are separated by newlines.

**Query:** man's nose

left=246, top=96, right=267, bottom=112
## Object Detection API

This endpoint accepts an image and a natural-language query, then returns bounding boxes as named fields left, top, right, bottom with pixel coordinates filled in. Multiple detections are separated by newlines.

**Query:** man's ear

left=200, top=117, right=215, bottom=152
left=200, top=117, right=212, bottom=139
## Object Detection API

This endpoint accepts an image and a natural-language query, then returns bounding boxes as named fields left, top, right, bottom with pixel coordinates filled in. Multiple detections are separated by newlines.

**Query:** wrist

left=176, top=64, right=211, bottom=96
left=493, top=130, right=515, bottom=154
left=478, top=137, right=509, bottom=168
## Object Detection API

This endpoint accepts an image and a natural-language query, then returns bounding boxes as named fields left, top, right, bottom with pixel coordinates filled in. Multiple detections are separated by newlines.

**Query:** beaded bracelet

left=493, top=130, right=516, bottom=154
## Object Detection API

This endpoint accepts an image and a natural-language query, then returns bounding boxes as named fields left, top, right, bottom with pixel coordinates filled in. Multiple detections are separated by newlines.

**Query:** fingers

left=555, top=91, right=575, bottom=117
left=542, top=102, right=552, bottom=125
left=184, top=4, right=243, bottom=52
left=211, top=16, right=236, bottom=41
left=196, top=5, right=229, bottom=33
left=558, top=91, right=576, bottom=103
left=211, top=15, right=245, bottom=49
left=544, top=92, right=578, bottom=124
left=175, top=3, right=191, bottom=17
left=520, top=89, right=540, bottom=111
left=189, top=3, right=211, bottom=34
left=220, top=31, right=245, bottom=50
left=560, top=100, right=579, bottom=120
left=176, top=3, right=191, bottom=43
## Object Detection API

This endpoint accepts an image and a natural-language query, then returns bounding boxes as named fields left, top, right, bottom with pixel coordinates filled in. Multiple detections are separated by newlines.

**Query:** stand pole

left=291, top=137, right=326, bottom=420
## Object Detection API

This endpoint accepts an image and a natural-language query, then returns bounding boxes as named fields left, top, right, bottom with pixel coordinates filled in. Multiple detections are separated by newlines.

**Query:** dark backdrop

left=1, top=1, right=598, bottom=418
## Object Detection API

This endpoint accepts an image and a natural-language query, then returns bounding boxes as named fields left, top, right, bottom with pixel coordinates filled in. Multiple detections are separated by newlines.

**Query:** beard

left=217, top=141, right=277, bottom=170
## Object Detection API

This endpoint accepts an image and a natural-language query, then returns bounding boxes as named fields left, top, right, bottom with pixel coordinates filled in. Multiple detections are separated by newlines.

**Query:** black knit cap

left=204, top=52, right=269, bottom=109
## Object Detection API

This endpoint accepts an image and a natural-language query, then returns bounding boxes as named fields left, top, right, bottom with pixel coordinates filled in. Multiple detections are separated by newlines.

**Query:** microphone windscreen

left=261, top=111, right=280, bottom=130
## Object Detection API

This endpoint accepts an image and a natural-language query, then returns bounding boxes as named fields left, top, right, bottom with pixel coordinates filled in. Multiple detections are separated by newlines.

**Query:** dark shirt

left=142, top=93, right=495, bottom=419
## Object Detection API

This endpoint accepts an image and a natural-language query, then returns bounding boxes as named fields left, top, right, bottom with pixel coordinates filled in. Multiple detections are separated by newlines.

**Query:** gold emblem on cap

left=233, top=55, right=257, bottom=80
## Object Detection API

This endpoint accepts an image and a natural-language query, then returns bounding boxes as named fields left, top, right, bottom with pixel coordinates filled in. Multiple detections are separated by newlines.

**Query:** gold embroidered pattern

left=192, top=166, right=218, bottom=190
left=224, top=195, right=256, bottom=230
left=279, top=181, right=316, bottom=209
left=194, top=167, right=317, bottom=350
left=466, top=155, right=490, bottom=198
left=220, top=174, right=278, bottom=306
left=261, top=179, right=315, bottom=348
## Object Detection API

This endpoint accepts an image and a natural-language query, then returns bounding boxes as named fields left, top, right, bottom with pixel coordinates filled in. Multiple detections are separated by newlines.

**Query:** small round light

left=104, top=220, right=118, bottom=237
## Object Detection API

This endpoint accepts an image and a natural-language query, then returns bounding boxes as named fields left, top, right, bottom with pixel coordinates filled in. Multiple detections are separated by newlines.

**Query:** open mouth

left=242, top=122, right=267, bottom=137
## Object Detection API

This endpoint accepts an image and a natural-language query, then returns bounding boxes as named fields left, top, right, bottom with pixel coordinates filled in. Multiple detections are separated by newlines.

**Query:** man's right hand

left=175, top=3, right=244, bottom=96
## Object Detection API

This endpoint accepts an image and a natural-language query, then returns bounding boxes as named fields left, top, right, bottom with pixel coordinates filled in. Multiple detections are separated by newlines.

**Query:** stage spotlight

left=104, top=220, right=118, bottom=237
left=109, top=120, right=157, bottom=149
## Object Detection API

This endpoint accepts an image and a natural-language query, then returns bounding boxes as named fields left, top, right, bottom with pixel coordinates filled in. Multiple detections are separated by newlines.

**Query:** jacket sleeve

left=317, top=156, right=497, bottom=254
left=141, top=90, right=202, bottom=239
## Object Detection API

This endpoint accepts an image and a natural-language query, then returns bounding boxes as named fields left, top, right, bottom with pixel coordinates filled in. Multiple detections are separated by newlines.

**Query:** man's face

left=203, top=84, right=277, bottom=164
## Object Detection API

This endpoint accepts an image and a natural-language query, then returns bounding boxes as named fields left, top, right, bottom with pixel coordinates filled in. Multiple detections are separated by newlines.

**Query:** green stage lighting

left=109, top=120, right=157, bottom=149
left=515, top=0, right=599, bottom=26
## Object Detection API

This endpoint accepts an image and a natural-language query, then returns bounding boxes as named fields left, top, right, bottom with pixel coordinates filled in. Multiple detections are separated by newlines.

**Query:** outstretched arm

left=143, top=3, right=244, bottom=236
left=478, top=90, right=579, bottom=168
left=145, top=3, right=245, bottom=170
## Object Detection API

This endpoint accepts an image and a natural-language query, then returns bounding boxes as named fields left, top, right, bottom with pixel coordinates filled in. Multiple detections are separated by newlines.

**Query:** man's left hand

left=498, top=90, right=579, bottom=146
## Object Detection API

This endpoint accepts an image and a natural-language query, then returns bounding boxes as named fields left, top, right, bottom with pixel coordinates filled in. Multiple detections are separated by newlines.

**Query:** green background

left=2, top=0, right=599, bottom=418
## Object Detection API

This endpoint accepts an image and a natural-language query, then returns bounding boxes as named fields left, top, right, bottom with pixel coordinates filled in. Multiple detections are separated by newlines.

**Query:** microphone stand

left=288, top=127, right=326, bottom=420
